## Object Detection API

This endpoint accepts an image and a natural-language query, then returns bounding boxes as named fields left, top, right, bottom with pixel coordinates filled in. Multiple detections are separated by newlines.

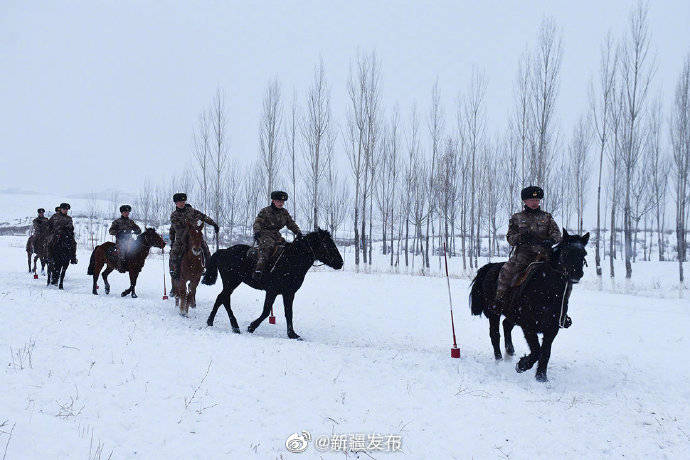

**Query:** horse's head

left=552, top=229, right=589, bottom=283
left=139, top=228, right=166, bottom=249
left=187, top=221, right=204, bottom=257
left=305, top=228, right=344, bottom=270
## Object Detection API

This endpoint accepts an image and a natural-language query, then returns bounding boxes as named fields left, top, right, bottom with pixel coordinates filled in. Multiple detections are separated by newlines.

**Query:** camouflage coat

left=497, top=207, right=561, bottom=295
left=109, top=217, right=142, bottom=239
left=32, top=216, right=49, bottom=236
left=48, top=212, right=74, bottom=235
left=253, top=204, right=301, bottom=243
left=168, top=204, right=216, bottom=277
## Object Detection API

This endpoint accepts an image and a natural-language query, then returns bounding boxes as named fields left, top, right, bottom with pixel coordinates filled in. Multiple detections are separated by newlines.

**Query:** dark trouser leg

left=71, top=240, right=78, bottom=264
left=202, top=240, right=211, bottom=265
left=253, top=238, right=274, bottom=280
left=169, top=239, right=183, bottom=280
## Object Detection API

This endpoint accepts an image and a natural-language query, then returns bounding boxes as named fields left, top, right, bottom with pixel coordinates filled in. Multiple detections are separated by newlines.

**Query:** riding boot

left=253, top=257, right=266, bottom=281
left=488, top=289, right=506, bottom=316
left=70, top=239, right=78, bottom=264
left=117, top=253, right=127, bottom=273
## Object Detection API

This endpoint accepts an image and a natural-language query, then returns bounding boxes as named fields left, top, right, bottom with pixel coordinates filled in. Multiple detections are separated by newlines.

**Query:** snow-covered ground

left=2, top=234, right=689, bottom=459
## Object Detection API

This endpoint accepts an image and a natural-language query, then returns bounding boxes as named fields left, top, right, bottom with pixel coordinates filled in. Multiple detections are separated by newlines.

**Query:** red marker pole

left=162, top=247, right=169, bottom=300
left=269, top=305, right=276, bottom=324
left=443, top=243, right=461, bottom=358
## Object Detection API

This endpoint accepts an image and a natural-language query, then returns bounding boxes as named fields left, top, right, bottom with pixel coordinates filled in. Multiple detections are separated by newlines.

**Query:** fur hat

left=173, top=193, right=187, bottom=202
left=55, top=206, right=61, bottom=213
left=271, top=190, right=288, bottom=201
left=521, top=186, right=544, bottom=200
left=59, top=202, right=71, bottom=210
left=120, top=204, right=132, bottom=213
left=37, top=208, right=45, bottom=213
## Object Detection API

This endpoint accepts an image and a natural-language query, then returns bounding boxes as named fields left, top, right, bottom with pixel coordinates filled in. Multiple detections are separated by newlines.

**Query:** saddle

left=246, top=244, right=285, bottom=271
left=511, top=254, right=550, bottom=288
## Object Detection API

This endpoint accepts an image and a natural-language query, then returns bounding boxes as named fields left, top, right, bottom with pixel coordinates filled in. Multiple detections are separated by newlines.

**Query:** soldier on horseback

left=31, top=208, right=49, bottom=251
left=494, top=186, right=560, bottom=314
left=169, top=193, right=218, bottom=280
left=109, top=204, right=142, bottom=272
left=47, top=202, right=78, bottom=264
left=252, top=191, right=302, bottom=281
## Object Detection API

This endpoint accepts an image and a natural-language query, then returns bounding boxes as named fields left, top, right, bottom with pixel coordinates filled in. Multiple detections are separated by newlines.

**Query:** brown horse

left=26, top=233, right=49, bottom=275
left=87, top=228, right=165, bottom=298
left=174, top=223, right=205, bottom=316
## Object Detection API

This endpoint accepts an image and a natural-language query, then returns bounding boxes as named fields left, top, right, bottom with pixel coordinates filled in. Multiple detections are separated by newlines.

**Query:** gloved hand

left=542, top=238, right=555, bottom=248
left=253, top=232, right=261, bottom=243
left=213, top=223, right=220, bottom=234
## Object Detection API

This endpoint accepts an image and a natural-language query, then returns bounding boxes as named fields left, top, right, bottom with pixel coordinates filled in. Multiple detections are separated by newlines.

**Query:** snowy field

left=2, top=234, right=689, bottom=459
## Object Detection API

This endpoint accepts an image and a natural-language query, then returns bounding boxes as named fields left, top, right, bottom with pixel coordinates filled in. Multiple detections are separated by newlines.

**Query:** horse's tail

left=87, top=248, right=97, bottom=275
left=202, top=251, right=219, bottom=285
left=469, top=263, right=501, bottom=316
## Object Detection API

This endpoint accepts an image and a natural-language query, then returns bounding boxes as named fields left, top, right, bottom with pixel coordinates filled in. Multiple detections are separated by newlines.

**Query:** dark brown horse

left=174, top=223, right=205, bottom=316
left=87, top=228, right=165, bottom=298
left=26, top=233, right=48, bottom=275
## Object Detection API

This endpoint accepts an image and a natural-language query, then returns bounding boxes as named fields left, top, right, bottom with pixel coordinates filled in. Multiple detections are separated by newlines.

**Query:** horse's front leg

left=282, top=291, right=302, bottom=340
left=28, top=252, right=32, bottom=272
left=503, top=318, right=516, bottom=356
left=188, top=278, right=199, bottom=309
left=489, top=313, right=502, bottom=360
left=535, top=329, right=558, bottom=382
left=516, top=328, right=541, bottom=373
left=179, top=280, right=188, bottom=316
left=102, top=266, right=113, bottom=295
left=58, top=264, right=67, bottom=290
left=33, top=255, right=39, bottom=273
left=248, top=291, right=277, bottom=333
left=125, top=270, right=138, bottom=298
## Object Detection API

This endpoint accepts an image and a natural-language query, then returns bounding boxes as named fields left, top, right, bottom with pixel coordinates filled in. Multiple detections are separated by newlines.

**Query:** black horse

left=47, top=229, right=76, bottom=290
left=202, top=229, right=344, bottom=339
left=469, top=229, right=589, bottom=382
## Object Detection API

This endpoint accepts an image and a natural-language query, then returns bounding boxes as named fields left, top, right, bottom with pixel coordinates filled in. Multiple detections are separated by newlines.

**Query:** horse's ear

left=582, top=232, right=590, bottom=245
left=562, top=228, right=570, bottom=240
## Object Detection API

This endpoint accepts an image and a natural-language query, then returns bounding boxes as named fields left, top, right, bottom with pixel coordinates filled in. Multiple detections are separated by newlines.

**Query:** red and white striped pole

left=162, top=247, right=169, bottom=300
left=443, top=242, right=461, bottom=358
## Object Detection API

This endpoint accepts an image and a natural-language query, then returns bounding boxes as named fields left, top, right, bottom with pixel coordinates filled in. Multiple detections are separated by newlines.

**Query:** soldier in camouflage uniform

left=169, top=193, right=218, bottom=280
left=31, top=208, right=49, bottom=252
left=495, top=186, right=561, bottom=311
left=109, top=204, right=142, bottom=272
left=47, top=202, right=78, bottom=264
left=252, top=190, right=302, bottom=281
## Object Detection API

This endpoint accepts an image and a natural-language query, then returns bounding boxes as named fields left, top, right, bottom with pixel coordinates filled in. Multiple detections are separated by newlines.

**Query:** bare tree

left=463, top=70, right=487, bottom=268
left=529, top=17, right=562, bottom=195
left=647, top=98, right=669, bottom=261
left=301, top=58, right=331, bottom=230
left=590, top=32, right=618, bottom=275
left=570, top=115, right=592, bottom=233
left=426, top=81, right=444, bottom=268
left=671, top=53, right=690, bottom=283
left=285, top=90, right=299, bottom=222
left=619, top=2, right=655, bottom=278
left=192, top=110, right=211, bottom=235
left=259, top=78, right=283, bottom=197
left=209, top=88, right=229, bottom=250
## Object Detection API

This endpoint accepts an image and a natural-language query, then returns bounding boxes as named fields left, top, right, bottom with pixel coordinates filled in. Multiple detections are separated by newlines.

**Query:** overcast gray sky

left=1, top=1, right=688, bottom=196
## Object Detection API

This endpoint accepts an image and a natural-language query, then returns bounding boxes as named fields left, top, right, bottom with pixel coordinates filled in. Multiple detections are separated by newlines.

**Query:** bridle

left=301, top=236, right=326, bottom=267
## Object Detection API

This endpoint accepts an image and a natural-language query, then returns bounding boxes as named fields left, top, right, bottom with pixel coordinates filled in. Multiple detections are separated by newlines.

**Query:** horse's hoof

left=505, top=344, right=515, bottom=356
left=516, top=357, right=529, bottom=373
left=232, top=327, right=241, bottom=334
left=287, top=332, right=302, bottom=340
left=206, top=320, right=213, bottom=327
left=59, top=286, right=64, bottom=290
left=131, top=293, right=138, bottom=299
left=247, top=326, right=255, bottom=333
left=494, top=353, right=503, bottom=360
left=535, top=372, right=548, bottom=382
left=92, top=291, right=98, bottom=296
left=105, top=289, right=110, bottom=295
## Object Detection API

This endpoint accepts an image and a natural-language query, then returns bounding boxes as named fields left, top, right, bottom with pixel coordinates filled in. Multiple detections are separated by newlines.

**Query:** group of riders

left=30, top=186, right=562, bottom=316
left=30, top=190, right=303, bottom=283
